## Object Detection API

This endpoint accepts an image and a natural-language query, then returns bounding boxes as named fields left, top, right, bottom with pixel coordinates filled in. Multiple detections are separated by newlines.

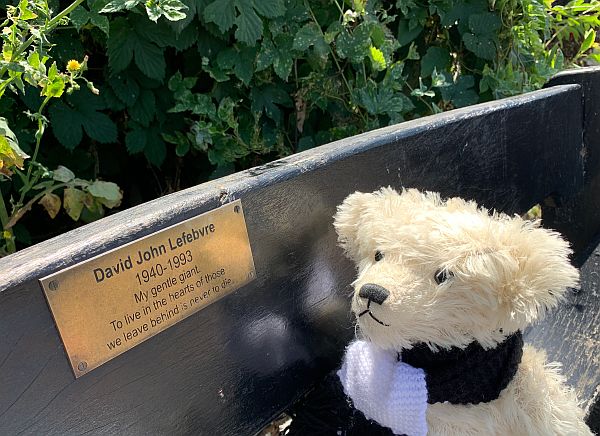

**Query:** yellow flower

left=66, top=59, right=82, bottom=72
left=2, top=27, right=12, bottom=35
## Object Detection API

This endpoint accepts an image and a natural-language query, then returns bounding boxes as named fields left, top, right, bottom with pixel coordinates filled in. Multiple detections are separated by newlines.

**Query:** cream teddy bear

left=289, top=187, right=592, bottom=436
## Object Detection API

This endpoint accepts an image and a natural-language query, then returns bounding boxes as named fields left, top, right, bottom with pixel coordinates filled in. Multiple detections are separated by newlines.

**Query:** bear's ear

left=506, top=221, right=579, bottom=324
left=333, top=191, right=375, bottom=263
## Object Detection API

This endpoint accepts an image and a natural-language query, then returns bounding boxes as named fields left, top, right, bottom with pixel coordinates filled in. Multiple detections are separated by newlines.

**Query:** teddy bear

left=287, top=187, right=592, bottom=436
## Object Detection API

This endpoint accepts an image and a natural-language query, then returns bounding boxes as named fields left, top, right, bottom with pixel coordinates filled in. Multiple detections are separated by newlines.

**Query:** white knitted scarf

left=337, top=340, right=428, bottom=436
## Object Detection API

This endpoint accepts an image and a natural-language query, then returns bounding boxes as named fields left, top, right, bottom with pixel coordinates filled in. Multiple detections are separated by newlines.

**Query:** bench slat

left=0, top=84, right=586, bottom=435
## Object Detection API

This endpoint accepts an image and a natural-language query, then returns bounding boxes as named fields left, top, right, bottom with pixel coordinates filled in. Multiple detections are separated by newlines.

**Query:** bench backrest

left=1, top=69, right=598, bottom=435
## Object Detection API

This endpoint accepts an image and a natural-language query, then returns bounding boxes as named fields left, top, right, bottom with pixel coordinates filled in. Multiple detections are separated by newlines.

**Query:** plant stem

left=0, top=192, right=16, bottom=254
left=16, top=95, right=52, bottom=209
left=304, top=1, right=354, bottom=99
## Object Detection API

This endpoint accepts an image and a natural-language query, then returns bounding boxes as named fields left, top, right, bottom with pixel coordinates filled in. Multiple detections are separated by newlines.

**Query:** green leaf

left=43, top=63, right=65, bottom=98
left=100, top=0, right=141, bottom=13
left=145, top=0, right=189, bottom=22
left=125, top=126, right=166, bottom=166
left=82, top=112, right=118, bottom=143
left=397, top=19, right=423, bottom=46
left=107, top=18, right=136, bottom=73
left=406, top=42, right=420, bottom=60
left=49, top=90, right=117, bottom=149
left=70, top=6, right=90, bottom=30
left=463, top=33, right=496, bottom=60
left=256, top=35, right=294, bottom=80
left=203, top=0, right=236, bottom=33
left=90, top=12, right=110, bottom=35
left=335, top=23, right=371, bottom=63
left=250, top=84, right=292, bottom=124
left=170, top=21, right=199, bottom=51
left=580, top=29, right=596, bottom=54
left=217, top=97, right=237, bottom=129
left=175, top=139, right=190, bottom=157
left=355, top=80, right=405, bottom=116
left=39, top=193, right=61, bottom=219
left=144, top=127, right=167, bottom=166
left=80, top=196, right=106, bottom=223
left=53, top=165, right=75, bottom=182
left=440, top=75, right=479, bottom=107
left=70, top=5, right=110, bottom=35
left=63, top=188, right=86, bottom=221
left=442, top=0, right=488, bottom=32
left=369, top=46, right=386, bottom=71
left=420, top=47, right=451, bottom=77
left=293, top=23, right=327, bottom=56
left=468, top=13, right=501, bottom=35
left=169, top=0, right=197, bottom=33
left=216, top=47, right=256, bottom=85
left=251, top=0, right=285, bottom=18
left=130, top=89, right=156, bottom=126
left=19, top=0, right=38, bottom=20
left=256, top=38, right=276, bottom=71
left=273, top=48, right=293, bottom=80
left=164, top=131, right=191, bottom=156
left=235, top=1, right=263, bottom=45
left=134, top=37, right=166, bottom=80
left=88, top=180, right=123, bottom=207
left=48, top=103, right=83, bottom=149
left=107, top=17, right=166, bottom=80
left=109, top=72, right=140, bottom=107
left=126, top=128, right=147, bottom=153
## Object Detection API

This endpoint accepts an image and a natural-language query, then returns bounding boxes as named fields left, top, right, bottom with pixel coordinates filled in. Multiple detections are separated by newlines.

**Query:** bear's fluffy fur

left=332, top=187, right=591, bottom=435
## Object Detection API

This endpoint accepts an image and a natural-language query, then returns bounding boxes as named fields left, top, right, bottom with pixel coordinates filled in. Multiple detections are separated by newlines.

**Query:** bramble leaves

left=250, top=84, right=292, bottom=124
left=125, top=125, right=167, bottom=166
left=49, top=90, right=117, bottom=149
left=204, top=0, right=285, bottom=45
left=462, top=13, right=501, bottom=60
left=107, top=17, right=166, bottom=80
left=440, top=75, right=479, bottom=107
left=1, top=0, right=597, bottom=255
left=293, top=23, right=328, bottom=56
left=70, top=5, right=110, bottom=35
left=335, top=22, right=372, bottom=63
left=203, top=0, right=236, bottom=33
left=256, top=35, right=294, bottom=80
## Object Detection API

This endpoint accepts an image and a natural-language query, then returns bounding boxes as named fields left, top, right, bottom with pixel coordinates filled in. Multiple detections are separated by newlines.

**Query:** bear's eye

left=434, top=268, right=453, bottom=285
left=374, top=251, right=384, bottom=262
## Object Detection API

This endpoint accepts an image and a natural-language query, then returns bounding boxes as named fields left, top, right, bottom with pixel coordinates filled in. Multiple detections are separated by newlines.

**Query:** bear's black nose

left=359, top=284, right=389, bottom=305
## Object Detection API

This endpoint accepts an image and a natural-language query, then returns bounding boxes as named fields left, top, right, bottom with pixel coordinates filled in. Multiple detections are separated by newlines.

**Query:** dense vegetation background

left=1, top=0, right=599, bottom=254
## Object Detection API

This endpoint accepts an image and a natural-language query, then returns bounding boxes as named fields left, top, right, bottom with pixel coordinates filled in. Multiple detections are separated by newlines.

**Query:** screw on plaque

left=48, top=280, right=59, bottom=291
left=78, top=361, right=88, bottom=372
left=234, top=205, right=241, bottom=213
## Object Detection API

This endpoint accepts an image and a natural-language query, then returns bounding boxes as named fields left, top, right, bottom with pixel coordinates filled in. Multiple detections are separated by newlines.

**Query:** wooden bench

left=0, top=67, right=599, bottom=435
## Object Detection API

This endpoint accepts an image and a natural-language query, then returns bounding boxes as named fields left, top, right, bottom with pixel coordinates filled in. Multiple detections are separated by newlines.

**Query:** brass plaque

left=40, top=200, right=255, bottom=378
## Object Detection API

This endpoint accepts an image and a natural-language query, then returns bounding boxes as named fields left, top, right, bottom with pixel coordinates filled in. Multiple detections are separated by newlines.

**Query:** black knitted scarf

left=400, top=331, right=523, bottom=405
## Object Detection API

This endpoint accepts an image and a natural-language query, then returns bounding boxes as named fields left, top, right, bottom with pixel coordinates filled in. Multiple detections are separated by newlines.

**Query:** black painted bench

left=1, top=68, right=599, bottom=435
